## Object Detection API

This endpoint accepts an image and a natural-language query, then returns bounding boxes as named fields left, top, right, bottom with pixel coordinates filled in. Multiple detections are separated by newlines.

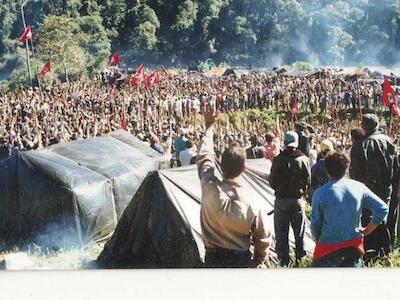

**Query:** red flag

left=130, top=65, right=145, bottom=85
left=121, top=110, right=128, bottom=131
left=108, top=52, right=120, bottom=66
left=145, top=70, right=160, bottom=88
left=382, top=77, right=400, bottom=117
left=39, top=61, right=51, bottom=78
left=19, top=25, right=32, bottom=43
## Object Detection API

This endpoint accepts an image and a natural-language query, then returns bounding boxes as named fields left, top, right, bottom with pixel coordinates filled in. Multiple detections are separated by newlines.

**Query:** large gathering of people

left=1, top=68, right=400, bottom=268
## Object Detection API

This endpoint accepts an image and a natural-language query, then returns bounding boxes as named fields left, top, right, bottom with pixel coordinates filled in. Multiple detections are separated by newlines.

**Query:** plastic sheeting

left=0, top=131, right=169, bottom=248
left=97, top=159, right=315, bottom=268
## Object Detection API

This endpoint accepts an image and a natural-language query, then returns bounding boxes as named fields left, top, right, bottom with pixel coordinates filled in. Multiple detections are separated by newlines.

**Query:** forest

left=0, top=0, right=400, bottom=82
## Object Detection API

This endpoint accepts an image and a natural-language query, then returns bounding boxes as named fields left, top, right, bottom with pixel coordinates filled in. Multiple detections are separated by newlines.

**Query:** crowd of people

left=1, top=68, right=400, bottom=268
left=0, top=69, right=399, bottom=158
left=199, top=106, right=399, bottom=268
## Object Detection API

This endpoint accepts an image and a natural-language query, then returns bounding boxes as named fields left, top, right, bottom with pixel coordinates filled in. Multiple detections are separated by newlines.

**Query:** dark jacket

left=246, top=146, right=264, bottom=159
left=269, top=148, right=311, bottom=199
left=350, top=129, right=399, bottom=201
left=311, top=159, right=329, bottom=190
left=298, top=132, right=310, bottom=157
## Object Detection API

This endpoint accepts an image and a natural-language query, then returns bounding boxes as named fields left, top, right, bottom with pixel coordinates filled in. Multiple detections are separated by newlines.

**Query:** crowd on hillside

left=0, top=70, right=399, bottom=160
left=1, top=69, right=400, bottom=268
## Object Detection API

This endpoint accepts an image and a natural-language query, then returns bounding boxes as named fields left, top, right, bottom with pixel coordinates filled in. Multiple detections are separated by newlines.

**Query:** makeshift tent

left=0, top=131, right=169, bottom=248
left=222, top=68, right=251, bottom=77
left=97, top=160, right=315, bottom=268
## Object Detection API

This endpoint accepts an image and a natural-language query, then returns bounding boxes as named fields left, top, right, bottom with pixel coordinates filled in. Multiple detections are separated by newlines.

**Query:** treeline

left=1, top=0, right=400, bottom=82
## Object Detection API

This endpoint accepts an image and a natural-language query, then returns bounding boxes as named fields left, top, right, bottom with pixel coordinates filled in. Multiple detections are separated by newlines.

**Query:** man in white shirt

left=179, top=139, right=196, bottom=166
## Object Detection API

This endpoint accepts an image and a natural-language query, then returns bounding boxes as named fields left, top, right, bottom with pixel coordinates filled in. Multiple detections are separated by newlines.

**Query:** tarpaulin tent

left=222, top=68, right=251, bottom=77
left=97, top=160, right=315, bottom=268
left=0, top=131, right=169, bottom=248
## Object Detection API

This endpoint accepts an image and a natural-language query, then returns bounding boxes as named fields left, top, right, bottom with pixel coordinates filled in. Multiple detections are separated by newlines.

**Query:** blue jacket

left=311, top=178, right=388, bottom=244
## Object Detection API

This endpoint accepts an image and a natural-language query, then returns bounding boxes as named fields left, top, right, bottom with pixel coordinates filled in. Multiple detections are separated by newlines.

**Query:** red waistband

left=313, top=236, right=364, bottom=261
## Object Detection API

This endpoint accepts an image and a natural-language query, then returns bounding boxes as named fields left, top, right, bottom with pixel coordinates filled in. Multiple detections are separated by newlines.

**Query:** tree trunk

left=62, top=57, right=69, bottom=82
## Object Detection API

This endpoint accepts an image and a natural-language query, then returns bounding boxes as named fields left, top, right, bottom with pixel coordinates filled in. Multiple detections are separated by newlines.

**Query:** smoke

left=31, top=218, right=83, bottom=250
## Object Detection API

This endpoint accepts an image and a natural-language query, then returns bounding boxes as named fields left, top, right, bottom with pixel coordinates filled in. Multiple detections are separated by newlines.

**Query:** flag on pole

left=19, top=25, right=32, bottom=43
left=108, top=52, right=120, bottom=66
left=39, top=61, right=51, bottom=78
left=130, top=65, right=145, bottom=85
left=145, top=70, right=160, bottom=88
left=381, top=77, right=400, bottom=117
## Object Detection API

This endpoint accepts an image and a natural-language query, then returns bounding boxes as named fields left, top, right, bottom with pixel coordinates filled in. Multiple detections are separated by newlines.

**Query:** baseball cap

left=320, top=139, right=334, bottom=153
left=284, top=131, right=299, bottom=148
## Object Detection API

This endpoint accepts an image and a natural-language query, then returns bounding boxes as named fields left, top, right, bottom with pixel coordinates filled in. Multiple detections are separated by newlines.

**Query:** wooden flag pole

left=20, top=2, right=32, bottom=86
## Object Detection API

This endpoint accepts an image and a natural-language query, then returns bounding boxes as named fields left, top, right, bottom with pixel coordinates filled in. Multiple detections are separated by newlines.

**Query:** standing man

left=350, top=113, right=399, bottom=261
left=269, top=131, right=311, bottom=266
left=294, top=123, right=310, bottom=157
left=197, top=104, right=271, bottom=268
left=311, top=152, right=388, bottom=267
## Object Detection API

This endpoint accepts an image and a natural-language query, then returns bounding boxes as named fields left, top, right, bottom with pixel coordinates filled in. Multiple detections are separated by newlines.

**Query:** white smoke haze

left=0, top=240, right=105, bottom=270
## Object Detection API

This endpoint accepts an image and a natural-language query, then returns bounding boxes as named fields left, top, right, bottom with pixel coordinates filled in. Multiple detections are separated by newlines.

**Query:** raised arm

left=357, top=186, right=389, bottom=236
left=196, top=104, right=219, bottom=181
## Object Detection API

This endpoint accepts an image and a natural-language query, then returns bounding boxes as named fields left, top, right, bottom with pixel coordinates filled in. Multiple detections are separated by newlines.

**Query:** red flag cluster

left=19, top=25, right=32, bottom=43
left=129, top=65, right=161, bottom=89
left=130, top=65, right=145, bottom=85
left=381, top=78, right=400, bottom=118
left=145, top=70, right=160, bottom=88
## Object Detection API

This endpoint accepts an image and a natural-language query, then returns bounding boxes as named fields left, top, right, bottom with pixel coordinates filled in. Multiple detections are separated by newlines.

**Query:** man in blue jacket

left=311, top=152, right=388, bottom=267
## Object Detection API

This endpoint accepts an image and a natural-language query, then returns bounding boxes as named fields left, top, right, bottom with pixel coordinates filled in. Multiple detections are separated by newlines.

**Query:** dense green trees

left=1, top=0, right=400, bottom=81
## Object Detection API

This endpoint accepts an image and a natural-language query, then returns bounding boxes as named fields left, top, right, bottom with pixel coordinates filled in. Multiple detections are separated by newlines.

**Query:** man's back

left=269, top=148, right=311, bottom=199
left=350, top=131, right=397, bottom=200
left=311, top=179, right=387, bottom=244
left=196, top=116, right=270, bottom=266
left=179, top=148, right=196, bottom=166
left=200, top=175, right=267, bottom=252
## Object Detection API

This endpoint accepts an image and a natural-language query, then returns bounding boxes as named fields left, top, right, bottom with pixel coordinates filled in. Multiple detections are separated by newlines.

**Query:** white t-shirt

left=179, top=148, right=196, bottom=166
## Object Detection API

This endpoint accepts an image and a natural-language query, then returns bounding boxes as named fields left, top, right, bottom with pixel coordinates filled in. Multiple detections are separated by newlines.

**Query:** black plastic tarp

left=97, top=160, right=315, bottom=268
left=0, top=131, right=169, bottom=248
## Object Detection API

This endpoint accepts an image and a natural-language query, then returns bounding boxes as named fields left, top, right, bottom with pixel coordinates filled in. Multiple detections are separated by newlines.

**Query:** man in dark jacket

left=294, top=123, right=310, bottom=156
left=269, top=131, right=311, bottom=266
left=246, top=135, right=265, bottom=159
left=350, top=113, right=399, bottom=261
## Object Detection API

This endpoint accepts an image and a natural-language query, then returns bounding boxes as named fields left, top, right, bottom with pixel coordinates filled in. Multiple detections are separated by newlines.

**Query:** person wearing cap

left=311, top=152, right=388, bottom=267
left=310, top=139, right=334, bottom=196
left=269, top=131, right=311, bottom=266
left=350, top=113, right=399, bottom=261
